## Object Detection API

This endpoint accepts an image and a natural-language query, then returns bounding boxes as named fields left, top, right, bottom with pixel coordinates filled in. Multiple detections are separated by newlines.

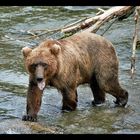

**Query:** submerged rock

left=0, top=119, right=63, bottom=134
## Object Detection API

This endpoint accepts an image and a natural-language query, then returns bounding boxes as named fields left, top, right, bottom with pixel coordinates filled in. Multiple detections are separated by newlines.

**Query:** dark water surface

left=0, top=6, right=140, bottom=134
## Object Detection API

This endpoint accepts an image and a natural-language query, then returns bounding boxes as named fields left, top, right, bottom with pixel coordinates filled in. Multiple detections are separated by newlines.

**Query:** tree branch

left=131, top=7, right=139, bottom=79
left=61, top=6, right=135, bottom=34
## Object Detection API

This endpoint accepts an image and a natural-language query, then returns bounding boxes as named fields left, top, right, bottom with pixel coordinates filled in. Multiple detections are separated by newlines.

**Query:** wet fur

left=22, top=31, right=128, bottom=122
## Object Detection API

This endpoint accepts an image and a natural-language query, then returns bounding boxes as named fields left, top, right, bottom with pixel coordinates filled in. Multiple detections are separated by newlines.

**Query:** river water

left=0, top=6, right=140, bottom=134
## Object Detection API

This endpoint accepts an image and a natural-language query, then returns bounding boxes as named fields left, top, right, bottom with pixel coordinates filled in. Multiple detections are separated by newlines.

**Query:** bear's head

left=22, top=40, right=61, bottom=90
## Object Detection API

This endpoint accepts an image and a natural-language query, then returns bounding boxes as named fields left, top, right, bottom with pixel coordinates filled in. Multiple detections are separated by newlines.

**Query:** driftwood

left=131, top=7, right=140, bottom=79
left=61, top=6, right=135, bottom=34
left=14, top=6, right=135, bottom=40
left=131, top=18, right=137, bottom=78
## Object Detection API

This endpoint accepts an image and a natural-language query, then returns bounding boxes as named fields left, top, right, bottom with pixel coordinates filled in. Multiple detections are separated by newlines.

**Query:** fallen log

left=14, top=6, right=135, bottom=40
left=61, top=6, right=135, bottom=34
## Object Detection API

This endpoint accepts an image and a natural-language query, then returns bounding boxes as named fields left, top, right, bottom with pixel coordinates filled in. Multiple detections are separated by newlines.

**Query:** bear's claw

left=92, top=100, right=105, bottom=106
left=114, top=91, right=128, bottom=107
left=113, top=99, right=127, bottom=107
left=22, top=115, right=37, bottom=122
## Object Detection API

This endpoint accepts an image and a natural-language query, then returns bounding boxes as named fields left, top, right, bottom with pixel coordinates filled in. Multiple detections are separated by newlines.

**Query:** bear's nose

left=36, top=77, right=43, bottom=82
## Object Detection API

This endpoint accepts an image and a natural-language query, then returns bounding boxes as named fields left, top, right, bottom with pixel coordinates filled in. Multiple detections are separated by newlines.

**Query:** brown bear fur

left=22, top=31, right=128, bottom=122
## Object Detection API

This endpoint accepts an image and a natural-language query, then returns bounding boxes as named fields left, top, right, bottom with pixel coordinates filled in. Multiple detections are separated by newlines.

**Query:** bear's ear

left=50, top=44, right=61, bottom=55
left=21, top=47, right=32, bottom=58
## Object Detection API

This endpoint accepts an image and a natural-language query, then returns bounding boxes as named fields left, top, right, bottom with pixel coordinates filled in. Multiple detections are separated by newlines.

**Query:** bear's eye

left=30, top=64, right=38, bottom=69
left=42, top=63, right=48, bottom=68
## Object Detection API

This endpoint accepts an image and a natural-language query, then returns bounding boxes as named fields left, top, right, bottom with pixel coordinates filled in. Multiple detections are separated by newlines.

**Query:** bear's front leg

left=22, top=81, right=43, bottom=122
left=61, top=88, right=78, bottom=111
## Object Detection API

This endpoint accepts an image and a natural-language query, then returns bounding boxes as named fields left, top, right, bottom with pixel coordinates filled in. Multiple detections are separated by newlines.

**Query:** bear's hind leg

left=101, top=78, right=128, bottom=107
left=108, top=84, right=128, bottom=107
left=90, top=74, right=105, bottom=106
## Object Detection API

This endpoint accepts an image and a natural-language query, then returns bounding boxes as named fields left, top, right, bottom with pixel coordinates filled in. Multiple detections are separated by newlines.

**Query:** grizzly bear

left=22, top=31, right=128, bottom=122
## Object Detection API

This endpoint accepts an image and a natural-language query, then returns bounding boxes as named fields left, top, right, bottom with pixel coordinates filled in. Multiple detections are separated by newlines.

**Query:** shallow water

left=0, top=6, right=140, bottom=134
